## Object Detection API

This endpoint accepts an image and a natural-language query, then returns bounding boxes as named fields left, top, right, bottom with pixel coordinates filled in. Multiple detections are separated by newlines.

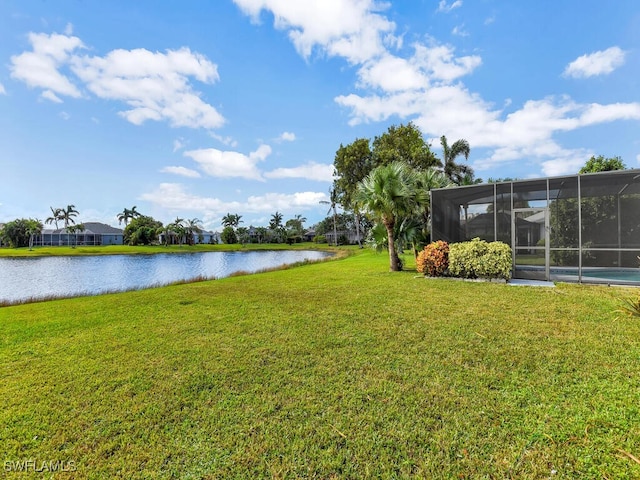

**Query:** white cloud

left=41, top=89, right=62, bottom=103
left=160, top=166, right=201, bottom=178
left=233, top=0, right=397, bottom=64
left=0, top=83, right=5, bottom=95
left=636, top=154, right=640, bottom=166
left=184, top=144, right=272, bottom=181
left=278, top=131, right=296, bottom=142
left=11, top=31, right=225, bottom=130
left=59, top=111, right=70, bottom=120
left=211, top=132, right=238, bottom=147
left=10, top=32, right=84, bottom=99
left=72, top=47, right=224, bottom=129
left=173, top=139, right=185, bottom=152
left=563, top=46, right=626, bottom=78
left=452, top=24, right=469, bottom=37
left=437, top=0, right=463, bottom=13
left=140, top=183, right=327, bottom=216
left=265, top=162, right=333, bottom=181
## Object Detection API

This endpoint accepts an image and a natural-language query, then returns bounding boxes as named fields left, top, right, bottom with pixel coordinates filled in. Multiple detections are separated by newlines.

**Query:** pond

left=0, top=250, right=331, bottom=304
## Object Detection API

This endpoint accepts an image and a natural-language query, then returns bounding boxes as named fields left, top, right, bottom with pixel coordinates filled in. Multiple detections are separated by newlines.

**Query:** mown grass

left=1, top=249, right=640, bottom=478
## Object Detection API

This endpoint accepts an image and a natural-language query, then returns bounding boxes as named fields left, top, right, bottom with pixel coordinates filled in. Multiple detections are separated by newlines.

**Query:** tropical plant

left=448, top=238, right=512, bottom=280
left=355, top=161, right=421, bottom=271
left=45, top=207, right=62, bottom=230
left=268, top=212, right=286, bottom=243
left=25, top=218, right=44, bottom=250
left=371, top=122, right=440, bottom=172
left=168, top=217, right=186, bottom=246
left=320, top=189, right=339, bottom=246
left=579, top=155, right=626, bottom=173
left=1, top=218, right=37, bottom=248
left=615, top=293, right=640, bottom=319
left=184, top=218, right=203, bottom=245
left=60, top=204, right=79, bottom=228
left=236, top=227, right=250, bottom=245
left=125, top=216, right=163, bottom=245
left=66, top=223, right=85, bottom=248
left=117, top=206, right=141, bottom=226
left=416, top=241, right=449, bottom=276
left=221, top=213, right=243, bottom=229
left=221, top=226, right=238, bottom=244
left=440, top=135, right=473, bottom=185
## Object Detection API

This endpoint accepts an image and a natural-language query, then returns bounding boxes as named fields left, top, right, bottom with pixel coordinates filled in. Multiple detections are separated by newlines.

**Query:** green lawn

left=1, top=249, right=639, bottom=478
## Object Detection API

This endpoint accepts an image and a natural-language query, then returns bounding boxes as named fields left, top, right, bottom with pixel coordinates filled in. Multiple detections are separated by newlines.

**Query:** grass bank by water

left=1, top=249, right=639, bottom=478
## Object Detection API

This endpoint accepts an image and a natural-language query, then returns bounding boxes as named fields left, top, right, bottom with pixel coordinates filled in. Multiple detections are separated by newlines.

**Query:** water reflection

left=0, top=250, right=330, bottom=304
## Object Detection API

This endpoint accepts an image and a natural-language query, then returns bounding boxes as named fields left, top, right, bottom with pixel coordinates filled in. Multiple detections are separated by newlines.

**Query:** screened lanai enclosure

left=430, top=169, right=640, bottom=285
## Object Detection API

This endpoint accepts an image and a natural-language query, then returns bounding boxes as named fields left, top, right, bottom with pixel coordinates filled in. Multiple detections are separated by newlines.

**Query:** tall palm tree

left=440, top=135, right=473, bottom=185
left=320, top=188, right=339, bottom=246
left=169, top=217, right=185, bottom=246
left=60, top=204, right=79, bottom=246
left=184, top=218, right=203, bottom=245
left=355, top=161, right=419, bottom=271
left=45, top=207, right=62, bottom=229
left=221, top=213, right=243, bottom=229
left=26, top=218, right=43, bottom=250
left=45, top=206, right=63, bottom=246
left=117, top=206, right=141, bottom=226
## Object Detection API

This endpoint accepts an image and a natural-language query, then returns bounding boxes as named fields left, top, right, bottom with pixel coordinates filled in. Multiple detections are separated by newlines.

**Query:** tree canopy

left=579, top=155, right=626, bottom=174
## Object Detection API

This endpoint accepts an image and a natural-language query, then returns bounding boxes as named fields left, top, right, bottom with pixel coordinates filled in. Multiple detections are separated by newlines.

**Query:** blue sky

left=2, top=1, right=639, bottom=230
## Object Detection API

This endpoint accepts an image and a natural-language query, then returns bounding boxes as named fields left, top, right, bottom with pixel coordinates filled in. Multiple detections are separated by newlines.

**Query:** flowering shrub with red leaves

left=416, top=240, right=449, bottom=276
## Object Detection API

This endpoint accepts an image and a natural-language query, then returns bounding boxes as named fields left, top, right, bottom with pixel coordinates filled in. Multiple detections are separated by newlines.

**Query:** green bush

left=221, top=226, right=238, bottom=244
left=416, top=240, right=449, bottom=276
left=448, top=238, right=512, bottom=280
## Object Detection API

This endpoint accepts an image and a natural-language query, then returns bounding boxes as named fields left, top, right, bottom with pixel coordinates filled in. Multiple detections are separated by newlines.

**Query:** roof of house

left=43, top=222, right=123, bottom=235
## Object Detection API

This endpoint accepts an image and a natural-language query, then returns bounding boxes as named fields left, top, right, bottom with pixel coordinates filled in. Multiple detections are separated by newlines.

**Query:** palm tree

left=117, top=206, right=141, bottom=226
left=60, top=204, right=79, bottom=246
left=221, top=213, right=242, bottom=229
left=45, top=206, right=63, bottom=246
left=440, top=135, right=473, bottom=185
left=45, top=207, right=62, bottom=229
left=184, top=218, right=203, bottom=245
left=355, top=161, right=420, bottom=271
left=169, top=217, right=186, bottom=246
left=26, top=218, right=43, bottom=250
left=320, top=188, right=339, bottom=246
left=66, top=223, right=85, bottom=248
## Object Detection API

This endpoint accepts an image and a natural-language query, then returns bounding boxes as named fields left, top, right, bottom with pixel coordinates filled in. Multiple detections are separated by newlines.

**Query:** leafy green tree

left=254, top=226, right=268, bottom=244
left=579, top=155, right=626, bottom=173
left=371, top=122, right=440, bottom=172
left=440, top=135, right=474, bottom=185
left=236, top=226, right=249, bottom=245
left=0, top=219, right=32, bottom=248
left=124, top=216, right=163, bottom=245
left=117, top=206, right=141, bottom=226
left=356, top=161, right=422, bottom=271
left=221, top=226, right=238, bottom=244
left=333, top=138, right=373, bottom=246
left=285, top=214, right=306, bottom=241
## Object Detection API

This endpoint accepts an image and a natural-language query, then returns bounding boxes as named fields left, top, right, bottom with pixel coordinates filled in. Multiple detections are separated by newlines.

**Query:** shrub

left=221, top=226, right=238, bottom=244
left=416, top=240, right=449, bottom=276
left=448, top=238, right=512, bottom=280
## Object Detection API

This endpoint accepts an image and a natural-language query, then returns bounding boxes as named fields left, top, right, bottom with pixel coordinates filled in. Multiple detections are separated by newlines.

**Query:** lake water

left=0, top=250, right=331, bottom=304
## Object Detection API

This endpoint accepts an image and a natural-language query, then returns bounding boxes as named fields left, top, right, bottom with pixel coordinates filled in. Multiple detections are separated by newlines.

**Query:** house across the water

left=36, top=222, right=124, bottom=246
